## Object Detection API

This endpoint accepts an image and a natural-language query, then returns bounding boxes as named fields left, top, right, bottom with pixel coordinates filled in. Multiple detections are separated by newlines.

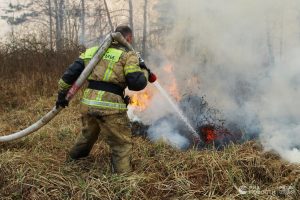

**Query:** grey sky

left=0, top=0, right=10, bottom=36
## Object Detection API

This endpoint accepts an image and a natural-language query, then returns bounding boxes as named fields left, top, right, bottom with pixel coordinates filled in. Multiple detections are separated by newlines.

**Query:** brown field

left=0, top=42, right=299, bottom=200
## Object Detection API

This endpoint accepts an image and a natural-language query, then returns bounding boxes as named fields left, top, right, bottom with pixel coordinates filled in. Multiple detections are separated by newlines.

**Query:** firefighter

left=56, top=25, right=149, bottom=173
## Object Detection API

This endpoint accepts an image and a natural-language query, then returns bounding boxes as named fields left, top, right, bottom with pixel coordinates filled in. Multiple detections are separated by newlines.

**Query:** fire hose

left=0, top=32, right=136, bottom=142
left=0, top=32, right=198, bottom=145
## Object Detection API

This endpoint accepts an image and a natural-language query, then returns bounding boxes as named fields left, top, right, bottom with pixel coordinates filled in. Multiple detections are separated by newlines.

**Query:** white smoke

left=147, top=119, right=190, bottom=149
left=134, top=0, right=300, bottom=163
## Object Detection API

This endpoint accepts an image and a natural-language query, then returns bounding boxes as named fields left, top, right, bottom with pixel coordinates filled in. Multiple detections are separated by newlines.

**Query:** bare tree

left=54, top=0, right=65, bottom=50
left=1, top=0, right=160, bottom=53
left=128, top=0, right=135, bottom=47
left=79, top=0, right=85, bottom=45
left=93, top=3, right=105, bottom=40
left=142, top=0, right=148, bottom=58
left=1, top=2, right=38, bottom=36
left=47, top=0, right=53, bottom=50
left=103, top=0, right=114, bottom=32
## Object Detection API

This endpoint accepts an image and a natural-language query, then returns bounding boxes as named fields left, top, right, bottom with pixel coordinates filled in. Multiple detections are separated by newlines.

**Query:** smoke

left=147, top=118, right=190, bottom=149
left=135, top=0, right=300, bottom=163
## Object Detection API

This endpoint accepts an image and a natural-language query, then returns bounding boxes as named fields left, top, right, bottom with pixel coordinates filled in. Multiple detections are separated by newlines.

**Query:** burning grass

left=0, top=43, right=299, bottom=198
left=0, top=97, right=299, bottom=199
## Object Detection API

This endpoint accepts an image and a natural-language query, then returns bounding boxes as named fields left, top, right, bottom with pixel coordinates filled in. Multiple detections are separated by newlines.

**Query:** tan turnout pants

left=69, top=112, right=132, bottom=173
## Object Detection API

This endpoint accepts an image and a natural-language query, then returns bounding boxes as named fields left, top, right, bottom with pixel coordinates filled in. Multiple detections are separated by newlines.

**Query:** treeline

left=1, top=0, right=165, bottom=58
left=0, top=0, right=170, bottom=110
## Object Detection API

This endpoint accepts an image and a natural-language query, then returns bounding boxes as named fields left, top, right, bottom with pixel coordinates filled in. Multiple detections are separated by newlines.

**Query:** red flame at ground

left=199, top=124, right=243, bottom=144
left=200, top=125, right=218, bottom=143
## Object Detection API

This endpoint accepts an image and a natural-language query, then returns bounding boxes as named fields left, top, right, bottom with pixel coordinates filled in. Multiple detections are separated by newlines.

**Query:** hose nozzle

left=149, top=72, right=157, bottom=83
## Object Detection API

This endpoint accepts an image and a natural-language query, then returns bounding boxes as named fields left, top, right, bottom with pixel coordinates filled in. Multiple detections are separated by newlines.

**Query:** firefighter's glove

left=124, top=95, right=131, bottom=107
left=56, top=90, right=69, bottom=108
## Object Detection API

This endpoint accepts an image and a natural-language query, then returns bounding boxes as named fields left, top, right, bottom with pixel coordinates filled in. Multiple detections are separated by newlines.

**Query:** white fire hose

left=0, top=32, right=128, bottom=142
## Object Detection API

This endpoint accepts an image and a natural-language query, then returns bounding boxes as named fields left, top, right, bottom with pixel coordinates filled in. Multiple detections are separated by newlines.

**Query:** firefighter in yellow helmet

left=56, top=25, right=149, bottom=173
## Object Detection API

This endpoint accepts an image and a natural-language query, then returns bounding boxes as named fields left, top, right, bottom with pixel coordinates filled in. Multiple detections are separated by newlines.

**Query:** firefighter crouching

left=56, top=25, right=149, bottom=173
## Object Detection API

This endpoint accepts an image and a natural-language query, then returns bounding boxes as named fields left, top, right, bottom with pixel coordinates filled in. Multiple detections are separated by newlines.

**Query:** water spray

left=152, top=81, right=201, bottom=144
left=119, top=38, right=201, bottom=144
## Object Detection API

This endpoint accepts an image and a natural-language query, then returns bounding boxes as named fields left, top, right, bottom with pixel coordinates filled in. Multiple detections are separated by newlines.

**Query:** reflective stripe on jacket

left=58, top=42, right=148, bottom=113
left=79, top=44, right=144, bottom=111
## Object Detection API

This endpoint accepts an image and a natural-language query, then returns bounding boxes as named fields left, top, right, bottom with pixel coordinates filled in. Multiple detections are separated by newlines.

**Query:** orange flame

left=130, top=91, right=152, bottom=111
left=163, top=64, right=174, bottom=73
left=129, top=63, right=181, bottom=111
left=167, top=79, right=181, bottom=101
left=163, top=64, right=181, bottom=101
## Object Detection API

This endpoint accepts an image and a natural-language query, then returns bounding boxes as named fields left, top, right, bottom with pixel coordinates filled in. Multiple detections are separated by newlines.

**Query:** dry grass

left=0, top=37, right=80, bottom=111
left=0, top=97, right=299, bottom=200
left=0, top=38, right=299, bottom=199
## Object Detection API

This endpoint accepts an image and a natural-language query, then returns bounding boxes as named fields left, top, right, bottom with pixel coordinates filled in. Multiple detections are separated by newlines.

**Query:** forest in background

left=0, top=0, right=164, bottom=55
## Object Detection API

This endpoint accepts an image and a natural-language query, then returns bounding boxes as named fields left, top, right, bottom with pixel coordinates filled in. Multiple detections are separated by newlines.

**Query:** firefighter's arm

left=56, top=58, right=85, bottom=108
left=139, top=58, right=157, bottom=83
left=124, top=51, right=148, bottom=91
left=58, top=46, right=99, bottom=92
left=58, top=58, right=85, bottom=92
